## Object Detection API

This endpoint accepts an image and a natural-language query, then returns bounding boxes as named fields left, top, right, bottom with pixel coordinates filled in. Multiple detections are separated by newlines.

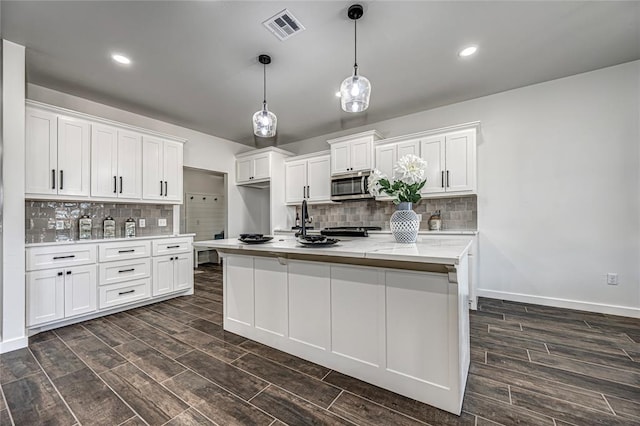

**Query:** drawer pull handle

left=66, top=271, right=72, bottom=275
left=57, top=272, right=63, bottom=276
left=53, top=255, right=76, bottom=260
left=118, top=290, right=135, bottom=295
left=167, top=245, right=180, bottom=249
left=118, top=268, right=135, bottom=273
left=118, top=249, right=135, bottom=253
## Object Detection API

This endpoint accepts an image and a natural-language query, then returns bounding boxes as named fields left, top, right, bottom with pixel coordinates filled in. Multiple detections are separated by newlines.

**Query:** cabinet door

left=174, top=254, right=193, bottom=292
left=91, top=124, right=119, bottom=198
left=25, top=108, right=57, bottom=195
left=331, top=141, right=351, bottom=175
left=288, top=261, right=330, bottom=350
left=420, top=136, right=446, bottom=194
left=236, top=158, right=253, bottom=183
left=285, top=160, right=307, bottom=204
left=254, top=257, right=287, bottom=337
left=27, top=269, right=64, bottom=326
left=252, top=154, right=271, bottom=180
left=350, top=138, right=372, bottom=172
left=375, top=144, right=396, bottom=179
left=445, top=130, right=475, bottom=193
left=225, top=255, right=254, bottom=327
left=152, top=256, right=175, bottom=296
left=142, top=136, right=164, bottom=201
left=57, top=117, right=91, bottom=197
left=306, top=155, right=331, bottom=202
left=397, top=139, right=420, bottom=160
left=64, top=265, right=97, bottom=318
left=117, top=130, right=142, bottom=199
left=163, top=141, right=183, bottom=202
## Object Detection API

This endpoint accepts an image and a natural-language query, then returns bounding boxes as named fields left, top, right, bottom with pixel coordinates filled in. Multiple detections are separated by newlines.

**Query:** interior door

left=117, top=130, right=142, bottom=199
left=57, top=117, right=90, bottom=197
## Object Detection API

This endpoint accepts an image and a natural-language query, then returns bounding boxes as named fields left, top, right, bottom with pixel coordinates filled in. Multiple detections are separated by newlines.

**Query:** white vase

left=390, top=202, right=419, bottom=243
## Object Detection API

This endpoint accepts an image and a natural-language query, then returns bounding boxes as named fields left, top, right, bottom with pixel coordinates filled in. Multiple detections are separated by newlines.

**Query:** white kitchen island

left=196, top=235, right=473, bottom=415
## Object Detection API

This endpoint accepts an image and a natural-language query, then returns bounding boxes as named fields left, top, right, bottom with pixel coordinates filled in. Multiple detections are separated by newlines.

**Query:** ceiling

left=2, top=1, right=639, bottom=146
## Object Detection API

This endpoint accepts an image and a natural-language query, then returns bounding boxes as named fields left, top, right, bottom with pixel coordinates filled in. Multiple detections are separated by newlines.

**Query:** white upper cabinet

left=142, top=136, right=184, bottom=202
left=236, top=152, right=271, bottom=184
left=26, top=108, right=90, bottom=197
left=420, top=127, right=477, bottom=195
left=374, top=139, right=420, bottom=179
left=90, top=125, right=142, bottom=199
left=328, top=130, right=382, bottom=175
left=285, top=153, right=331, bottom=204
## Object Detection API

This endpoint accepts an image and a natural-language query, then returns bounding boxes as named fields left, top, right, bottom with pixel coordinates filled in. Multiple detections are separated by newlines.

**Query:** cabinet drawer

left=27, top=245, right=96, bottom=271
left=99, top=258, right=150, bottom=286
left=99, top=240, right=151, bottom=262
left=152, top=238, right=191, bottom=256
left=99, top=279, right=150, bottom=310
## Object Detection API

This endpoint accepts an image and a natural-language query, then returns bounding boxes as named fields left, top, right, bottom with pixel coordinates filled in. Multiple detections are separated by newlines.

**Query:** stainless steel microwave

left=330, top=171, right=373, bottom=201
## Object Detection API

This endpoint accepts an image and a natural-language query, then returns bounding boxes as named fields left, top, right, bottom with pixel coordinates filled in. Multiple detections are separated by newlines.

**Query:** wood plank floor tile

left=165, top=408, right=217, bottom=425
left=197, top=337, right=247, bottom=363
left=30, top=338, right=85, bottom=380
left=545, top=342, right=638, bottom=370
left=251, top=385, right=354, bottom=425
left=163, top=370, right=273, bottom=425
left=145, top=303, right=199, bottom=324
left=475, top=416, right=502, bottom=425
left=129, top=309, right=189, bottom=334
left=471, top=337, right=531, bottom=361
left=119, top=416, right=147, bottom=425
left=469, top=362, right=613, bottom=413
left=127, top=325, right=194, bottom=359
left=529, top=349, right=640, bottom=387
left=486, top=352, right=640, bottom=401
left=465, top=373, right=510, bottom=403
left=239, top=340, right=331, bottom=380
left=175, top=350, right=268, bottom=401
left=171, top=328, right=217, bottom=347
left=2, top=371, right=75, bottom=425
left=113, top=340, right=186, bottom=382
left=462, top=392, right=554, bottom=426
left=232, top=352, right=341, bottom=409
left=509, top=386, right=640, bottom=426
left=330, top=390, right=431, bottom=425
left=104, top=312, right=150, bottom=331
left=64, top=334, right=127, bottom=373
left=82, top=317, right=137, bottom=347
left=186, top=318, right=246, bottom=345
left=100, top=363, right=188, bottom=426
left=604, top=395, right=640, bottom=420
left=53, top=367, right=133, bottom=425
left=323, top=371, right=469, bottom=426
left=0, top=348, right=41, bottom=384
left=0, top=408, right=12, bottom=426
left=28, top=330, right=58, bottom=345
left=54, top=323, right=92, bottom=342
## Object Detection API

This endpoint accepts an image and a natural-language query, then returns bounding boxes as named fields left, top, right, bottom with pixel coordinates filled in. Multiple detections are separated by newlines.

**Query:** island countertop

left=195, top=234, right=472, bottom=266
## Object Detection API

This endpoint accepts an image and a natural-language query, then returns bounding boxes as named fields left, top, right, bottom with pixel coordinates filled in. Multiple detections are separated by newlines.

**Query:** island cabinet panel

left=385, top=270, right=451, bottom=388
left=225, top=255, right=255, bottom=327
left=330, top=265, right=383, bottom=368
left=288, top=261, right=330, bottom=351
left=254, top=258, right=288, bottom=337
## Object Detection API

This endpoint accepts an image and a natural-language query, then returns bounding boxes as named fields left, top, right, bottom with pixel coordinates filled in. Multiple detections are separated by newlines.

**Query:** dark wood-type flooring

left=1, top=264, right=639, bottom=425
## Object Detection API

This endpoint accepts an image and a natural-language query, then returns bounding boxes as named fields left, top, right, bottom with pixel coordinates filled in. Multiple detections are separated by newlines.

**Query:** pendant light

left=253, top=54, right=277, bottom=137
left=340, top=4, right=371, bottom=113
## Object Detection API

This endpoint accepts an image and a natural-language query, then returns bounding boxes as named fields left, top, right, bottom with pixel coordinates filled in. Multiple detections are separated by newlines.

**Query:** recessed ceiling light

left=111, top=53, right=131, bottom=65
left=335, top=91, right=342, bottom=98
left=458, top=46, right=478, bottom=57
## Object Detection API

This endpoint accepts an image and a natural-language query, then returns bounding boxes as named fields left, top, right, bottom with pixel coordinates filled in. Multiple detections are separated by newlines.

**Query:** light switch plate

left=158, top=218, right=167, bottom=227
left=139, top=219, right=146, bottom=228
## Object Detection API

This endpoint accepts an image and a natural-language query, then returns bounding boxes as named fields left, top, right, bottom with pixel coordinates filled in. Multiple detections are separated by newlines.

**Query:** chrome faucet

left=300, top=199, right=309, bottom=237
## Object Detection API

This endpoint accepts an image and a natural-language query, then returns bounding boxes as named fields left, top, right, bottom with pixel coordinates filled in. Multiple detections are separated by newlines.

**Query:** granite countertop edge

left=25, top=233, right=196, bottom=248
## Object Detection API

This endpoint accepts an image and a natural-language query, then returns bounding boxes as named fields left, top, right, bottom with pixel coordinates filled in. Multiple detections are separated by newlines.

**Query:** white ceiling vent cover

left=263, top=9, right=305, bottom=41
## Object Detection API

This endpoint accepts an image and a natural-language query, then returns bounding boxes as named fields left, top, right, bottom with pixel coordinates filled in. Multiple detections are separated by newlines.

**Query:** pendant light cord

left=263, top=61, right=267, bottom=108
left=353, top=18, right=358, bottom=75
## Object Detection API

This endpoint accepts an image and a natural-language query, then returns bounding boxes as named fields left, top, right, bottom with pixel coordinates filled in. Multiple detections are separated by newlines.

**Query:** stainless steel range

left=320, top=226, right=382, bottom=237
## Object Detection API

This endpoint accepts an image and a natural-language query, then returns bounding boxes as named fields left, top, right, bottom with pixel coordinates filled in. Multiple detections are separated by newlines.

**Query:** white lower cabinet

left=27, top=264, right=97, bottom=326
left=254, top=257, right=287, bottom=337
left=152, top=252, right=193, bottom=296
left=99, top=279, right=151, bottom=310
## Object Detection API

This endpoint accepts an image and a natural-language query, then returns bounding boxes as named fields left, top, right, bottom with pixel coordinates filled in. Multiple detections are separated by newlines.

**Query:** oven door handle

left=360, top=176, right=365, bottom=194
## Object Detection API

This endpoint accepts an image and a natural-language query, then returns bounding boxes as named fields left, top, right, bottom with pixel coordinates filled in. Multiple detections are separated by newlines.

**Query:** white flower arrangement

left=368, top=154, right=427, bottom=204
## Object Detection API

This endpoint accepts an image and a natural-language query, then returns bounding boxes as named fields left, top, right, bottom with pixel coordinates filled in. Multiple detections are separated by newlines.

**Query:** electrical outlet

left=606, top=273, right=618, bottom=285
left=417, top=214, right=423, bottom=222
left=158, top=218, right=167, bottom=227
left=139, top=219, right=146, bottom=228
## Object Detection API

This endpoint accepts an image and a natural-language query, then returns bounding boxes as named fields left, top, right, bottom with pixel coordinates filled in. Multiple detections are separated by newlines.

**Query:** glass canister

left=79, top=215, right=92, bottom=240
left=125, top=217, right=136, bottom=238
left=103, top=216, right=116, bottom=238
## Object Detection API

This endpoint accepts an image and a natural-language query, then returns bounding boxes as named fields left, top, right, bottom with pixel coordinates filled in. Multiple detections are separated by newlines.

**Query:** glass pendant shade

left=252, top=104, right=277, bottom=137
left=340, top=72, right=371, bottom=113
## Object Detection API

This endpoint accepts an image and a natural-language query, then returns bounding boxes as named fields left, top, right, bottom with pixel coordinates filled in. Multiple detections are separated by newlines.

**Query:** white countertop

left=273, top=228, right=478, bottom=236
left=25, top=233, right=196, bottom=248
left=195, top=234, right=473, bottom=265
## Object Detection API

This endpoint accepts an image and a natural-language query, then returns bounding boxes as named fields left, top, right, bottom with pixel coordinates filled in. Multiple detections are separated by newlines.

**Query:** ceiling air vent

left=262, top=9, right=305, bottom=41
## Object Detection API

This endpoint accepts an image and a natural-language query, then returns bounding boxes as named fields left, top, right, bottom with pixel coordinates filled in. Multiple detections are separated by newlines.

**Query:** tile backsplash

left=306, top=195, right=477, bottom=231
left=25, top=201, right=174, bottom=243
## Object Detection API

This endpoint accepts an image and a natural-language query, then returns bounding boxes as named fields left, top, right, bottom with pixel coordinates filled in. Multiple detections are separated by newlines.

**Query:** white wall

left=280, top=61, right=640, bottom=317
left=1, top=41, right=27, bottom=352
left=27, top=84, right=254, bottom=238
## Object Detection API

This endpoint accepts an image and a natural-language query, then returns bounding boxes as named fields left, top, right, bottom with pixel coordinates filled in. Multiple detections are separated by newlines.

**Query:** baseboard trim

left=476, top=289, right=640, bottom=318
left=0, top=336, right=29, bottom=354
